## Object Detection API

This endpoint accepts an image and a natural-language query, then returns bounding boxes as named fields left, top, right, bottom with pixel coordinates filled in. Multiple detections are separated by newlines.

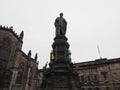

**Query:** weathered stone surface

left=0, top=27, right=38, bottom=90
left=40, top=33, right=81, bottom=90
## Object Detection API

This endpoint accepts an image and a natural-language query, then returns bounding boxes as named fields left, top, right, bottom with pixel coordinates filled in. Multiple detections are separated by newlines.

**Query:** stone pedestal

left=40, top=35, right=81, bottom=90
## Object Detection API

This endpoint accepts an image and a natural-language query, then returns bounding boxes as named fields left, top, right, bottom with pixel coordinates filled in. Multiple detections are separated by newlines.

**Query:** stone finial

left=28, top=50, right=31, bottom=57
left=9, top=26, right=13, bottom=31
left=19, top=31, right=24, bottom=40
left=0, top=25, right=13, bottom=31
left=35, top=53, right=38, bottom=61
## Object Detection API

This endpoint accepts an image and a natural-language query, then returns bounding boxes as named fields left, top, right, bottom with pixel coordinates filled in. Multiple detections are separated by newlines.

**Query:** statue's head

left=60, top=13, right=63, bottom=17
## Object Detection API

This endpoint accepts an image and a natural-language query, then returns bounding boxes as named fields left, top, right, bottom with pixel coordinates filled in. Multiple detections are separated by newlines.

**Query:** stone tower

left=40, top=13, right=81, bottom=90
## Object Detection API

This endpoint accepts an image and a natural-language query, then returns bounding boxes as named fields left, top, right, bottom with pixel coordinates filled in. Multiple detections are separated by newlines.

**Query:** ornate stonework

left=0, top=26, right=38, bottom=90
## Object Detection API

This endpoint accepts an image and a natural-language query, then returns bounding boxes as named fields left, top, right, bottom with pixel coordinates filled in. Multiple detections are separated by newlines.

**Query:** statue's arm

left=64, top=19, right=67, bottom=25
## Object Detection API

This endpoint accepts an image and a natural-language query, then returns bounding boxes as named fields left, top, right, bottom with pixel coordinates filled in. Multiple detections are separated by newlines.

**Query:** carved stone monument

left=40, top=13, right=81, bottom=90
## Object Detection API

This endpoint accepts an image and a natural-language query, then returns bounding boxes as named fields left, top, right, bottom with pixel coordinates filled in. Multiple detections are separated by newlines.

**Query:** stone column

left=25, top=67, right=31, bottom=90
left=9, top=68, right=17, bottom=90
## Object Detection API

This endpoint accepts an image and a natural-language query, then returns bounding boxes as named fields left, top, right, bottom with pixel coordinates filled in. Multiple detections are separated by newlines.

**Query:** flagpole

left=97, top=45, right=102, bottom=59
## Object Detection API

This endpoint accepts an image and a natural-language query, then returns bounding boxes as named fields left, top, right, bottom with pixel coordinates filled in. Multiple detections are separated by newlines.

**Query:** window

left=87, top=76, right=90, bottom=81
left=113, top=73, right=119, bottom=81
left=92, top=68, right=97, bottom=72
left=0, top=38, right=11, bottom=61
left=110, top=64, right=115, bottom=69
left=101, top=72, right=108, bottom=80
left=16, top=63, right=24, bottom=84
left=94, top=75, right=98, bottom=81
left=80, top=75, right=84, bottom=82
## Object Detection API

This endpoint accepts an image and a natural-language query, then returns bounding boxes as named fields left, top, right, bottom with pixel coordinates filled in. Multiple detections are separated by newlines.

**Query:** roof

left=0, top=25, right=23, bottom=43
left=74, top=58, right=120, bottom=67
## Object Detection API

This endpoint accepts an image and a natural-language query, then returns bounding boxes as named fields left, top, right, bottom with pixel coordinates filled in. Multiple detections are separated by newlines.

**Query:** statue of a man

left=54, top=13, right=67, bottom=36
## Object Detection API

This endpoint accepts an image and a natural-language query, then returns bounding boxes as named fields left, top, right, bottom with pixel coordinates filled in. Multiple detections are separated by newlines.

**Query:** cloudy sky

left=0, top=0, right=120, bottom=68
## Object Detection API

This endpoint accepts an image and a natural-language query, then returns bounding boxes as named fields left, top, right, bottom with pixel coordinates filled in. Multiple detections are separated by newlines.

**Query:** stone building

left=74, top=58, right=120, bottom=90
left=0, top=25, right=38, bottom=90
left=37, top=58, right=120, bottom=90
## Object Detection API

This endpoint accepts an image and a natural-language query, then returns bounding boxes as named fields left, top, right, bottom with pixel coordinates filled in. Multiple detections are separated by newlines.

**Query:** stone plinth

left=40, top=35, right=81, bottom=90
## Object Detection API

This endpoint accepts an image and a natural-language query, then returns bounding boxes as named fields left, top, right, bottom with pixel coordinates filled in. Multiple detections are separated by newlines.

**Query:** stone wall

left=74, top=58, right=120, bottom=90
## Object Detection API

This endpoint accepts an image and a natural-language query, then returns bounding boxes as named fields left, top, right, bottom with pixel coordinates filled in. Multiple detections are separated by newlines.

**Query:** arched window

left=4, top=70, right=12, bottom=86
left=16, top=63, right=24, bottom=84
left=28, top=67, right=33, bottom=86
left=0, top=37, right=11, bottom=62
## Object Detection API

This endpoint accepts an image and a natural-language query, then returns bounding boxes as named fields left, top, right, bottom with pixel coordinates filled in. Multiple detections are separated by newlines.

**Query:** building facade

left=37, top=58, right=120, bottom=90
left=74, top=58, right=120, bottom=90
left=0, top=25, right=38, bottom=90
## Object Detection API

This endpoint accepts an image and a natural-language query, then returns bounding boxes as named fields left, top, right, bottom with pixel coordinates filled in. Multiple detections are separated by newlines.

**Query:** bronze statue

left=54, top=13, right=67, bottom=36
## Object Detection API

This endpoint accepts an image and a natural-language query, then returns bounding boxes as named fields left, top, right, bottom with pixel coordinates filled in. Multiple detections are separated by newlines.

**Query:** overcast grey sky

left=0, top=0, right=120, bottom=68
